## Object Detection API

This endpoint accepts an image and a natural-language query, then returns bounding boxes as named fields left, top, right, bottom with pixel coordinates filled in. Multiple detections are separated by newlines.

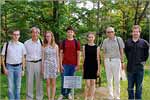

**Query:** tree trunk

left=53, top=1, right=59, bottom=44
left=122, top=11, right=126, bottom=41
left=137, top=1, right=150, bottom=24
left=96, top=1, right=100, bottom=45
left=3, top=10, right=8, bottom=42
left=134, top=0, right=140, bottom=25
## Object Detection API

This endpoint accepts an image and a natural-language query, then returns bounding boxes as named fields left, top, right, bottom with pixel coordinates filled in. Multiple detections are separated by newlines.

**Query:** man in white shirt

left=1, top=29, right=26, bottom=100
left=24, top=27, right=43, bottom=100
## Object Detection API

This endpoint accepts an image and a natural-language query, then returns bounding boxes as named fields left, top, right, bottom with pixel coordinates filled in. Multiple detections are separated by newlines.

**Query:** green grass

left=120, top=69, right=150, bottom=100
left=0, top=65, right=150, bottom=100
left=146, top=57, right=150, bottom=66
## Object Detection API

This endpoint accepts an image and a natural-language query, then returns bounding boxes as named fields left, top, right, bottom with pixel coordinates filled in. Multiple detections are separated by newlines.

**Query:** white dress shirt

left=24, top=39, right=42, bottom=61
left=1, top=41, right=26, bottom=64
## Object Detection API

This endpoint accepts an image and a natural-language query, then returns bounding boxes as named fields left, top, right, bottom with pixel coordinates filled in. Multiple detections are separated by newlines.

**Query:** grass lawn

left=0, top=58, right=150, bottom=100
left=145, top=57, right=150, bottom=68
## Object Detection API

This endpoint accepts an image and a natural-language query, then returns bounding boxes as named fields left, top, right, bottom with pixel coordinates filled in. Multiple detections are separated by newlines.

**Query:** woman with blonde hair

left=41, top=31, right=59, bottom=100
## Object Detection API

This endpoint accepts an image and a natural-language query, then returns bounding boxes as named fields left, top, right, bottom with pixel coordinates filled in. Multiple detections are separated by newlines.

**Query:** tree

left=1, top=0, right=149, bottom=46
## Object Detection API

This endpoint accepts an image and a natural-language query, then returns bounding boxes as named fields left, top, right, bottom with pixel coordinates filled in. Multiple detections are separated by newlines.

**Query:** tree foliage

left=1, top=0, right=150, bottom=47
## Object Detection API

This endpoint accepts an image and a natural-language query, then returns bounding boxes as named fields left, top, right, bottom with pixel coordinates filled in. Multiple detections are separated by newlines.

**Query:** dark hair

left=8, top=29, right=20, bottom=35
left=66, top=26, right=75, bottom=32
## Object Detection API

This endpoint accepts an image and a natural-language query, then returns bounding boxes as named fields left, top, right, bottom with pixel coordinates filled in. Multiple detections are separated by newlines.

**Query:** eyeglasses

left=45, top=36, right=51, bottom=37
left=107, top=31, right=114, bottom=33
left=88, top=36, right=94, bottom=38
left=13, top=34, right=20, bottom=36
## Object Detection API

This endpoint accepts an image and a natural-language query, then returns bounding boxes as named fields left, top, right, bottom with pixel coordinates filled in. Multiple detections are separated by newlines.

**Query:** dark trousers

left=127, top=69, right=144, bottom=100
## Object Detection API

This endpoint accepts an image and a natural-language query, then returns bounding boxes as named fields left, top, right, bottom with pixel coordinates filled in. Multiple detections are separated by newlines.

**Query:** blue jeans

left=6, top=64, right=22, bottom=100
left=127, top=69, right=144, bottom=100
left=61, top=64, right=75, bottom=97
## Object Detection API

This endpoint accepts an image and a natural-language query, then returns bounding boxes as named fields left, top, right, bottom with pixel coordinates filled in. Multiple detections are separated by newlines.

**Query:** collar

left=66, top=38, right=74, bottom=41
left=10, top=40, right=20, bottom=45
left=131, top=38, right=140, bottom=43
left=31, top=39, right=40, bottom=44
left=108, top=36, right=117, bottom=41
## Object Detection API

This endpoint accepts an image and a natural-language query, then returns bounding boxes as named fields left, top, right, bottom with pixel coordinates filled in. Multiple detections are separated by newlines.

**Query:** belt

left=28, top=59, right=42, bottom=63
left=8, top=63, right=22, bottom=66
left=107, top=58, right=119, bottom=61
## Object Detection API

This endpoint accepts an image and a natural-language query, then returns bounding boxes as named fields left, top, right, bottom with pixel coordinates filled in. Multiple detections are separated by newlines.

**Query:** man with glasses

left=24, top=27, right=43, bottom=100
left=102, top=27, right=124, bottom=100
left=1, top=29, right=26, bottom=100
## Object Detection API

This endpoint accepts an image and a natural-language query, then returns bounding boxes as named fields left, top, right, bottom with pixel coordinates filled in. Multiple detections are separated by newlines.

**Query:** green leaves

left=1, top=0, right=149, bottom=45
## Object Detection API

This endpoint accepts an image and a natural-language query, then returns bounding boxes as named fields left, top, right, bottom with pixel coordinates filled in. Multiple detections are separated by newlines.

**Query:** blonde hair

left=132, top=25, right=141, bottom=32
left=87, top=32, right=95, bottom=37
left=43, top=31, right=56, bottom=48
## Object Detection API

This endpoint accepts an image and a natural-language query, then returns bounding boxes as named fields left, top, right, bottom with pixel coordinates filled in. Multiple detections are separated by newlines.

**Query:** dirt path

left=95, top=87, right=109, bottom=100
left=74, top=87, right=109, bottom=100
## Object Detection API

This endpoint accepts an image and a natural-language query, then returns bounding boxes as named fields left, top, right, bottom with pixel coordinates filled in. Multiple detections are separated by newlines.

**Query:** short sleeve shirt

left=1, top=41, right=26, bottom=64
left=24, top=39, right=42, bottom=61
left=60, top=39, right=80, bottom=65
left=102, top=36, right=124, bottom=58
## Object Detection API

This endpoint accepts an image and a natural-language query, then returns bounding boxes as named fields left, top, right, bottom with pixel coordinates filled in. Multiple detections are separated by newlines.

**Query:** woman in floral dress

left=42, top=31, right=59, bottom=100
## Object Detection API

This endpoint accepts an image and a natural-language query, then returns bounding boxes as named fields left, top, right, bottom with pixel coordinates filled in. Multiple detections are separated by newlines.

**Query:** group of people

left=1, top=25, right=149, bottom=100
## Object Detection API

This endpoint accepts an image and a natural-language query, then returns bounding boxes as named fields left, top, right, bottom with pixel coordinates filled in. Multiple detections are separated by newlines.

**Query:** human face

left=31, top=28, right=39, bottom=40
left=66, top=30, right=74, bottom=39
left=132, top=28, right=140, bottom=39
left=12, top=31, right=20, bottom=42
left=45, top=32, right=52, bottom=43
left=106, top=28, right=115, bottom=39
left=88, top=34, right=95, bottom=43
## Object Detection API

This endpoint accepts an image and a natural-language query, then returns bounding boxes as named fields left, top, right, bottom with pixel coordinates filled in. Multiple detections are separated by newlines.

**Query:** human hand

left=41, top=66, right=44, bottom=75
left=75, top=65, right=80, bottom=71
left=4, top=68, right=8, bottom=76
left=22, top=70, right=25, bottom=76
left=60, top=65, right=64, bottom=73
left=121, top=63, right=125, bottom=70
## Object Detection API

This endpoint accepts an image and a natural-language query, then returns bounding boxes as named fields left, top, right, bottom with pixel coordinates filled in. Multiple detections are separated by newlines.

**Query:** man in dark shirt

left=125, top=25, right=149, bottom=100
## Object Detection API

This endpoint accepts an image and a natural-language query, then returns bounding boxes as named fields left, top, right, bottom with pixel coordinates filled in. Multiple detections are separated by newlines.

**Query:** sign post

left=64, top=76, right=82, bottom=100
